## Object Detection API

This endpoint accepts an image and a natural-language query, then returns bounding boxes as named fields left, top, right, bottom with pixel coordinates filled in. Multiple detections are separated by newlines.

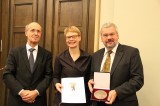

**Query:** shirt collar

left=66, top=49, right=89, bottom=57
left=104, top=42, right=119, bottom=56
left=26, top=43, right=38, bottom=51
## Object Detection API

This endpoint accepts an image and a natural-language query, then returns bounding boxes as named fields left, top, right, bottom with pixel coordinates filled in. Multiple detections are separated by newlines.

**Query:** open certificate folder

left=61, top=77, right=86, bottom=103
left=91, top=72, right=110, bottom=101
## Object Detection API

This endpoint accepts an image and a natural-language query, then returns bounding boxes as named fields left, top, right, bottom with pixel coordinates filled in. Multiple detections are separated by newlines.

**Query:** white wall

left=98, top=0, right=160, bottom=106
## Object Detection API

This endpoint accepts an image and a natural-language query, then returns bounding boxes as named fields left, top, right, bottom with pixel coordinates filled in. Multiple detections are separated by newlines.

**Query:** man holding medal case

left=88, top=22, right=144, bottom=106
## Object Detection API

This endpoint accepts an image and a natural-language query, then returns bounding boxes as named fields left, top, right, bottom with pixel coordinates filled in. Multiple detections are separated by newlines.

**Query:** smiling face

left=25, top=22, right=42, bottom=47
left=65, top=32, right=81, bottom=48
left=101, top=23, right=119, bottom=50
left=64, top=26, right=81, bottom=49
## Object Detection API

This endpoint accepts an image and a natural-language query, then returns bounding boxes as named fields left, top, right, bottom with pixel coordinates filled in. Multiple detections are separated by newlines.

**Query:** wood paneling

left=14, top=5, right=33, bottom=26
left=44, top=0, right=53, bottom=51
left=0, top=0, right=1, bottom=40
left=53, top=0, right=89, bottom=56
left=0, top=1, right=3, bottom=106
left=88, top=0, right=96, bottom=53
left=0, top=0, right=10, bottom=106
left=58, top=32, right=67, bottom=53
left=60, top=1, right=83, bottom=26
left=14, top=33, right=26, bottom=48
left=10, top=0, right=38, bottom=48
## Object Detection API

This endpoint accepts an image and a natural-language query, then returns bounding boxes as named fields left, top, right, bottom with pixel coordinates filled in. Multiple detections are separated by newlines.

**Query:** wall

left=98, top=0, right=160, bottom=106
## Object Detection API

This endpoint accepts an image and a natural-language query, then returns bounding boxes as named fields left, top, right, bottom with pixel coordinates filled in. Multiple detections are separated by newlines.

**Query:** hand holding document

left=61, top=77, right=86, bottom=103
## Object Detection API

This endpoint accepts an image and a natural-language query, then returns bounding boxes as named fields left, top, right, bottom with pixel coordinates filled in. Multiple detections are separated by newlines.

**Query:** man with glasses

left=88, top=22, right=144, bottom=106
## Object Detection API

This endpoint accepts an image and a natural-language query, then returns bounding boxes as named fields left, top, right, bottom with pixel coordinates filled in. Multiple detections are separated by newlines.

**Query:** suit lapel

left=96, top=49, right=105, bottom=72
left=21, top=46, right=31, bottom=72
left=110, top=44, right=124, bottom=76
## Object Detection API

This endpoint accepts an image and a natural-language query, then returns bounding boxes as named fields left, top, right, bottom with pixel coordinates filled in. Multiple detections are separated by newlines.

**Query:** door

left=53, top=0, right=95, bottom=56
left=0, top=0, right=9, bottom=105
left=9, top=0, right=45, bottom=48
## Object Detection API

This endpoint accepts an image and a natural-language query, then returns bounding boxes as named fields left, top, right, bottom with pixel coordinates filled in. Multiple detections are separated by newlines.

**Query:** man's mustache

left=107, top=39, right=114, bottom=43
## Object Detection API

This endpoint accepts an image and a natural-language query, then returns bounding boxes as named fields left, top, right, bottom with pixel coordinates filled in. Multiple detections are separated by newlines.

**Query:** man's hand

left=55, top=83, right=63, bottom=93
left=105, top=90, right=117, bottom=104
left=20, top=90, right=38, bottom=103
left=19, top=90, right=30, bottom=98
left=88, top=79, right=94, bottom=93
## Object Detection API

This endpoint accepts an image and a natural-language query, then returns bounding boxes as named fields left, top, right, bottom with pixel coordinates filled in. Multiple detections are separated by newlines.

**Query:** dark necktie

left=29, top=48, right=35, bottom=73
left=102, top=50, right=112, bottom=72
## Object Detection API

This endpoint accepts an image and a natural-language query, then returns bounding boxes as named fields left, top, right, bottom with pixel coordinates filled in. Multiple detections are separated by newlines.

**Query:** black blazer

left=91, top=44, right=144, bottom=106
left=3, top=45, right=53, bottom=106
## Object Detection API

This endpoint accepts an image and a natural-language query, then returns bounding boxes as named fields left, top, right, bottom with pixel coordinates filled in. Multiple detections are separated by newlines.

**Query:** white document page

left=61, top=77, right=86, bottom=103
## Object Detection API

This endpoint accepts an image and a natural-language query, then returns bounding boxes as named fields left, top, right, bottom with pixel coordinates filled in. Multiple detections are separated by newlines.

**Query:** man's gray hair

left=25, top=22, right=41, bottom=32
left=100, top=22, right=118, bottom=35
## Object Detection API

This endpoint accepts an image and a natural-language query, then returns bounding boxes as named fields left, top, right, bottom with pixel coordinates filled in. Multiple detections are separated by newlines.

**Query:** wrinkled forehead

left=26, top=22, right=41, bottom=31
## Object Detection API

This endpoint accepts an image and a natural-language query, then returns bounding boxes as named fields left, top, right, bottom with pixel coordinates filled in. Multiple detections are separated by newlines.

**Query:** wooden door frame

left=0, top=0, right=10, bottom=106
left=1, top=0, right=11, bottom=65
left=87, top=0, right=96, bottom=54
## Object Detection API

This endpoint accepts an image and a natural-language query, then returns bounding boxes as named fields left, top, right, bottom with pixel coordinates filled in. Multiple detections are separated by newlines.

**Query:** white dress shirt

left=26, top=43, right=38, bottom=62
left=100, top=43, right=119, bottom=72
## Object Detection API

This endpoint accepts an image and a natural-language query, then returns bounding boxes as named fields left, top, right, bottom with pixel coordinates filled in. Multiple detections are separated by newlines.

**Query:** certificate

left=61, top=77, right=86, bottom=103
left=91, top=72, right=110, bottom=101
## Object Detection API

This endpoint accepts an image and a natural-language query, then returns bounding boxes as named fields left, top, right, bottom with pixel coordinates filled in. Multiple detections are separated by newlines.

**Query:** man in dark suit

left=3, top=22, right=53, bottom=106
left=88, top=22, right=144, bottom=106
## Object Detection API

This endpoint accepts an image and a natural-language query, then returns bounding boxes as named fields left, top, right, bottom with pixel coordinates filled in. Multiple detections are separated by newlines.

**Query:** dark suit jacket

left=90, top=44, right=144, bottom=106
left=3, top=45, right=53, bottom=106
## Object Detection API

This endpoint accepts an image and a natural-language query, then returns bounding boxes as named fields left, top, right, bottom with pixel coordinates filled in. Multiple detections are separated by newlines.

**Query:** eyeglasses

left=66, top=35, right=79, bottom=39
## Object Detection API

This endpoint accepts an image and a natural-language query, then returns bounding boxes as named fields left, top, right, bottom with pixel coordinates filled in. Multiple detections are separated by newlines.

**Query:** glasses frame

left=66, top=35, right=79, bottom=40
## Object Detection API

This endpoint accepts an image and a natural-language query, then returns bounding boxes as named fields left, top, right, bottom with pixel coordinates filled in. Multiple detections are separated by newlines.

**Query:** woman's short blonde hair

left=64, top=26, right=81, bottom=36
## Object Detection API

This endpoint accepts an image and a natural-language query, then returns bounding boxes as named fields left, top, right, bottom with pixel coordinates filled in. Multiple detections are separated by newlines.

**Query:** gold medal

left=94, top=90, right=107, bottom=99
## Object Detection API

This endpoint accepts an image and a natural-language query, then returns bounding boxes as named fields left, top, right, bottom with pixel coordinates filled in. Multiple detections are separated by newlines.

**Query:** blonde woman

left=53, top=26, right=91, bottom=106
